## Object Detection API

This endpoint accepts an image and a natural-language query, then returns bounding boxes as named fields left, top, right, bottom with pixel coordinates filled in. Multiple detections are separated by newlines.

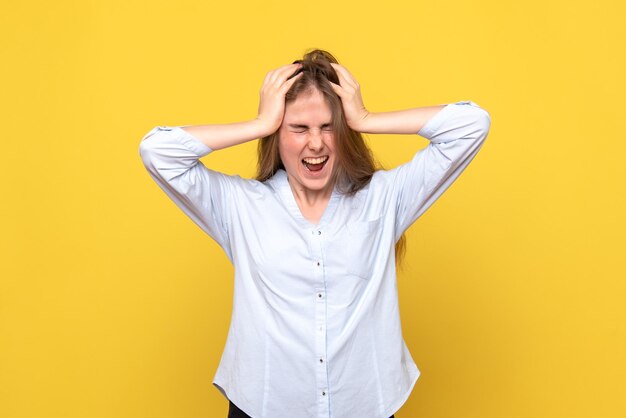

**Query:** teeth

left=302, top=156, right=328, bottom=164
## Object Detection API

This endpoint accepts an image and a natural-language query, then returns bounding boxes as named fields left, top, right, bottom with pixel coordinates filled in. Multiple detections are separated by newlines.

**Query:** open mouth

left=302, top=156, right=329, bottom=172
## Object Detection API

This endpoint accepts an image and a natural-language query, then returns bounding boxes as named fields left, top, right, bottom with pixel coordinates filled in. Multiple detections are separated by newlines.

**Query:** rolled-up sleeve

left=390, top=100, right=492, bottom=239
left=138, top=126, right=233, bottom=259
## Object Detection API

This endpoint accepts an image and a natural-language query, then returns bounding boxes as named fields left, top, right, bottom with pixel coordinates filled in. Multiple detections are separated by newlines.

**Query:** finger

left=328, top=80, right=346, bottom=98
left=334, top=70, right=357, bottom=96
left=280, top=71, right=303, bottom=93
left=267, top=69, right=281, bottom=86
left=330, top=63, right=358, bottom=89
left=268, top=63, right=302, bottom=86
left=283, top=73, right=304, bottom=89
left=274, top=62, right=301, bottom=78
left=330, top=63, right=357, bottom=82
left=286, top=66, right=302, bottom=81
left=284, top=64, right=303, bottom=83
left=333, top=68, right=356, bottom=92
left=262, top=70, right=273, bottom=87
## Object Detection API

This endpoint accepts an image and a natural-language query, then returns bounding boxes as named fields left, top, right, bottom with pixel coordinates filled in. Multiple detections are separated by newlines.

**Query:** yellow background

left=1, top=0, right=624, bottom=417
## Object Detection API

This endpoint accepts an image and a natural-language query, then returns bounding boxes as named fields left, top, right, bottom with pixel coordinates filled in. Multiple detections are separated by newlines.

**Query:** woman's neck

left=287, top=176, right=334, bottom=224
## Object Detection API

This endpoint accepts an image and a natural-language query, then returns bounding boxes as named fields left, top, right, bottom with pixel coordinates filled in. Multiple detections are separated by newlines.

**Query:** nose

left=307, top=129, right=324, bottom=151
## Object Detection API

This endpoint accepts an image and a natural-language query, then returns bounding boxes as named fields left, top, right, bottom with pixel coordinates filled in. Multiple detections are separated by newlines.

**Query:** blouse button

left=322, top=391, right=326, bottom=396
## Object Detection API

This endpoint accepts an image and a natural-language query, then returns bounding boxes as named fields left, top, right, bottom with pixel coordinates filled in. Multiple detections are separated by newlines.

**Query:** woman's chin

left=293, top=161, right=334, bottom=192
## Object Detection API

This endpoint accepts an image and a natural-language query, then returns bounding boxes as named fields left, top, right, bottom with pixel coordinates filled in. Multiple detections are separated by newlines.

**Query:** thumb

left=280, top=72, right=303, bottom=94
left=329, top=81, right=344, bottom=99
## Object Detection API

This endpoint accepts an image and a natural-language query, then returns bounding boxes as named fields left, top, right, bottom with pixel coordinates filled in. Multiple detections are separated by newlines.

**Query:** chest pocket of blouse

left=327, top=217, right=384, bottom=280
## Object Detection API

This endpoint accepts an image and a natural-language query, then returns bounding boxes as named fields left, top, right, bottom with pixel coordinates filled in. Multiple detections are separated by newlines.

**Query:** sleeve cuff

left=417, top=100, right=480, bottom=139
left=171, top=126, right=214, bottom=157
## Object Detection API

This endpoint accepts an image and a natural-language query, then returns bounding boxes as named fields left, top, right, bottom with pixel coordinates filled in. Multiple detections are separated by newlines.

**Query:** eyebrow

left=287, top=123, right=332, bottom=129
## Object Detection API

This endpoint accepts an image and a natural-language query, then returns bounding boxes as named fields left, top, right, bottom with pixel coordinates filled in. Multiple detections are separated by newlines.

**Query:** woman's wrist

left=351, top=111, right=376, bottom=134
left=252, top=117, right=280, bottom=139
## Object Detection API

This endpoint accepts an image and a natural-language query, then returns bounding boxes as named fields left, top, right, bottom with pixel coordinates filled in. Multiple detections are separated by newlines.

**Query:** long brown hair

left=256, top=48, right=406, bottom=267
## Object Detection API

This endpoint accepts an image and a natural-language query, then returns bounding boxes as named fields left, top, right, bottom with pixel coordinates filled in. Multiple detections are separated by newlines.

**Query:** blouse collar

left=270, top=169, right=341, bottom=229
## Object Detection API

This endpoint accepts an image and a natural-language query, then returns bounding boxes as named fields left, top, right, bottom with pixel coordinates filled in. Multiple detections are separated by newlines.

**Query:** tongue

left=305, top=161, right=325, bottom=172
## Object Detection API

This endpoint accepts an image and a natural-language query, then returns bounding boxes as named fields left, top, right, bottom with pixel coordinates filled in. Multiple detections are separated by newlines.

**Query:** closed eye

left=288, top=123, right=333, bottom=133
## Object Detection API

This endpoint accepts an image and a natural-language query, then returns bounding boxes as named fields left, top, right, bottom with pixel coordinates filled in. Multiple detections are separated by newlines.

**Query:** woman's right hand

left=255, top=63, right=303, bottom=135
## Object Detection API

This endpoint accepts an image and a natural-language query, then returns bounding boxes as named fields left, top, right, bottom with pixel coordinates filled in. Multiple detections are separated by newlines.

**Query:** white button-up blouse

left=139, top=100, right=491, bottom=418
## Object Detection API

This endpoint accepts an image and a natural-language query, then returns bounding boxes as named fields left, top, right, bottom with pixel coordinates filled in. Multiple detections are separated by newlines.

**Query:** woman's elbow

left=472, top=107, right=491, bottom=144
left=138, top=127, right=162, bottom=172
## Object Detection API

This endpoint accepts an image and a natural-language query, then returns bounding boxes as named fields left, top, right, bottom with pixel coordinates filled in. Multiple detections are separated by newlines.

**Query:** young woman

left=139, top=49, right=491, bottom=418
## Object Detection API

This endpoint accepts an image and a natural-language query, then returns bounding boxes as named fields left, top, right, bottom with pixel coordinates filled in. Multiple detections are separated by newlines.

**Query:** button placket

left=311, top=227, right=330, bottom=415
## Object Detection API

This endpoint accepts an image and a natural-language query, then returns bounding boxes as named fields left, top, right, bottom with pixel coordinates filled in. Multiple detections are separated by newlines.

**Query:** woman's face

left=278, top=88, right=336, bottom=198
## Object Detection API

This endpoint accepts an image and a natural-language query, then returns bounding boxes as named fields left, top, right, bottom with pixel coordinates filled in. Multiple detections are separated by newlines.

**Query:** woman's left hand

left=329, top=63, right=371, bottom=132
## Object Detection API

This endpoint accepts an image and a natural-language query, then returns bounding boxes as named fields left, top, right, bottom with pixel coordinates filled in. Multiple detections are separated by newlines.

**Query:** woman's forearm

left=358, top=105, right=447, bottom=135
left=179, top=104, right=448, bottom=150
left=179, top=118, right=272, bottom=151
